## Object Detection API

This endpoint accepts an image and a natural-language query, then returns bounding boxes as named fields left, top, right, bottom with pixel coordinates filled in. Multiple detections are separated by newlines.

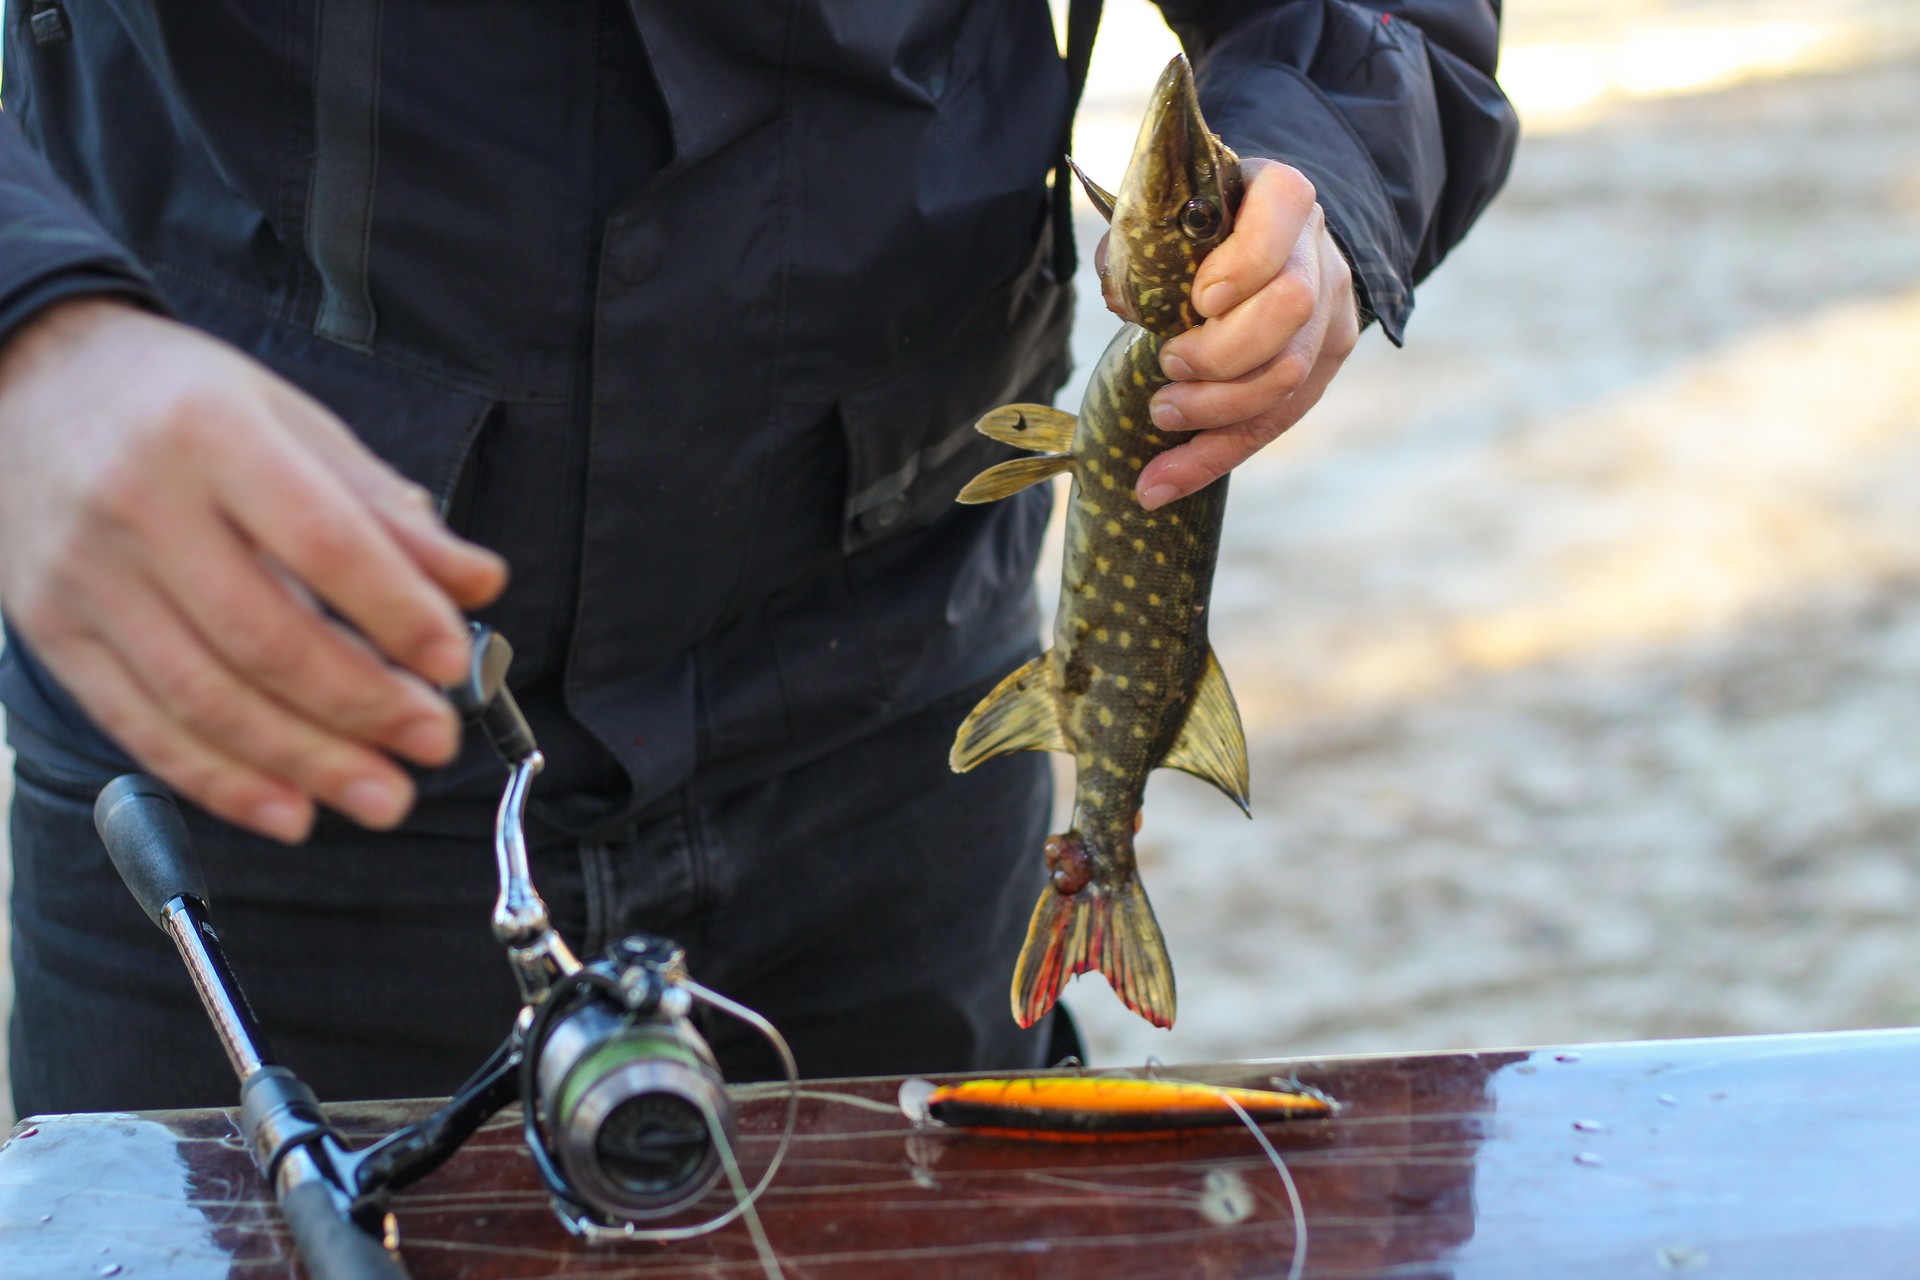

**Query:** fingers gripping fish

left=951, top=56, right=1250, bottom=1031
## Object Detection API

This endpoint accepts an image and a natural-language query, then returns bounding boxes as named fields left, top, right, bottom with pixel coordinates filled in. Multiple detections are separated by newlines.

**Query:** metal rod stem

left=163, top=897, right=270, bottom=1081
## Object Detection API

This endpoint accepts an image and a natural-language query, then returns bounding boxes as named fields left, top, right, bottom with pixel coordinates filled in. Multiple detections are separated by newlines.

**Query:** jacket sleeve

left=0, top=114, right=166, bottom=347
left=1153, top=0, right=1518, bottom=344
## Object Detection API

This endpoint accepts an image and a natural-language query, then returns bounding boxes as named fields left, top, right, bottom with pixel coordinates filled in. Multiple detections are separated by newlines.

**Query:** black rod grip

left=280, top=1179, right=410, bottom=1280
left=94, top=774, right=209, bottom=930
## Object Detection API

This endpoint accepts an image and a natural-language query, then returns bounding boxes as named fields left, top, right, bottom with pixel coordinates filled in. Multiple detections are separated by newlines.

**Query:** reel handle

left=94, top=774, right=210, bottom=929
left=446, top=623, right=538, bottom=765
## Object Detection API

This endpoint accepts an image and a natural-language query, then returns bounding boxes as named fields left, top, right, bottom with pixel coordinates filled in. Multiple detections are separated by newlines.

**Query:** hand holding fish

left=1095, top=158, right=1361, bottom=512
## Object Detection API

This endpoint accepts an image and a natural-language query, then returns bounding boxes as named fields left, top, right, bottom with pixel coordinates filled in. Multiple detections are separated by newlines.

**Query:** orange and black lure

left=920, top=1075, right=1336, bottom=1143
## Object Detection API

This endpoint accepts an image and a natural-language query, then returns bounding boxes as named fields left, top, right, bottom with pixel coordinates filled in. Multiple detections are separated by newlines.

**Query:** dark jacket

left=0, top=0, right=1515, bottom=835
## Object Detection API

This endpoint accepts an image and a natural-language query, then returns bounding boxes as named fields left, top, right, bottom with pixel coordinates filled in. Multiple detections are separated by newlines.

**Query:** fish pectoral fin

left=949, top=653, right=1071, bottom=771
left=956, top=453, right=1075, bottom=504
left=974, top=404, right=1078, bottom=454
left=1162, top=648, right=1251, bottom=815
left=1066, top=156, right=1116, bottom=224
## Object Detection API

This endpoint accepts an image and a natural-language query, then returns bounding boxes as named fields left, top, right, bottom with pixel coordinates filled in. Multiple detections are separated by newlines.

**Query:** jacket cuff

left=1195, top=58, right=1412, bottom=345
left=0, top=265, right=168, bottom=354
left=0, top=114, right=170, bottom=354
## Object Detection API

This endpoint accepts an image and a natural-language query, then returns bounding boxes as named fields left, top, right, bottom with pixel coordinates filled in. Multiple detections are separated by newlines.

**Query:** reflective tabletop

left=3, top=1028, right=1916, bottom=1278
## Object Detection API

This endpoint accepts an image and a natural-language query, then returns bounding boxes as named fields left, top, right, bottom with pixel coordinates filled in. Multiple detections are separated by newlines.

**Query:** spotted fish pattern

left=950, top=55, right=1249, bottom=1031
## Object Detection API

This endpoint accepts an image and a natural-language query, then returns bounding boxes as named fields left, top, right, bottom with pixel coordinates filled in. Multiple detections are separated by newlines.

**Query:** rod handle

left=281, top=1178, right=410, bottom=1280
left=94, top=774, right=209, bottom=930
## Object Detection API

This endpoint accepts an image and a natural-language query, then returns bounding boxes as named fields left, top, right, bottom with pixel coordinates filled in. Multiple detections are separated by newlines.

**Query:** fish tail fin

left=1012, top=872, right=1176, bottom=1031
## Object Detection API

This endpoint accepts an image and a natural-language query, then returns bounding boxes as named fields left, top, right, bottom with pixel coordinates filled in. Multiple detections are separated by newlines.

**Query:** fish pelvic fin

left=1163, top=647, right=1251, bottom=815
left=950, top=653, right=1070, bottom=772
left=956, top=454, right=1075, bottom=504
left=975, top=404, right=1078, bottom=453
left=1013, top=871, right=1176, bottom=1030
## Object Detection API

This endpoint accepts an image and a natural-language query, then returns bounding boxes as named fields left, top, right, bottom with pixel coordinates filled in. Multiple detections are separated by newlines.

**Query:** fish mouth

left=1115, top=54, right=1214, bottom=225
left=1101, top=55, right=1240, bottom=336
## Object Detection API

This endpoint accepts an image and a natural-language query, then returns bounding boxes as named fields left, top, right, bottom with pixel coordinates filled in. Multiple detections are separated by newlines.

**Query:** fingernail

left=1150, top=400, right=1186, bottom=431
left=396, top=715, right=457, bottom=764
left=253, top=798, right=313, bottom=844
left=1161, top=351, right=1194, bottom=381
left=1198, top=281, right=1239, bottom=316
left=343, top=775, right=411, bottom=828
left=1140, top=483, right=1179, bottom=511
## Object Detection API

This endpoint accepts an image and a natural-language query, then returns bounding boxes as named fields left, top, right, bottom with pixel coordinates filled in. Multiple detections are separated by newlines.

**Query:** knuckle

left=1277, top=165, right=1316, bottom=209
left=82, top=457, right=162, bottom=533
left=1328, top=319, right=1360, bottom=360
left=231, top=615, right=312, bottom=685
left=1268, top=352, right=1312, bottom=396
left=166, top=667, right=244, bottom=740
left=149, top=387, right=233, bottom=454
left=1270, top=275, right=1317, bottom=328
left=281, top=513, right=354, bottom=567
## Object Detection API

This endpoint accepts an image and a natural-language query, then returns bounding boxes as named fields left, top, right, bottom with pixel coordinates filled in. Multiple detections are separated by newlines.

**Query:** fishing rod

left=93, top=624, right=797, bottom=1279
left=95, top=773, right=407, bottom=1280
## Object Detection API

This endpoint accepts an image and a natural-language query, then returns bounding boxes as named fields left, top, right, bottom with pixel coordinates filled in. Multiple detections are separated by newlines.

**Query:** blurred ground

left=1056, top=2, right=1920, bottom=1063
left=4, top=2, right=1919, bottom=1121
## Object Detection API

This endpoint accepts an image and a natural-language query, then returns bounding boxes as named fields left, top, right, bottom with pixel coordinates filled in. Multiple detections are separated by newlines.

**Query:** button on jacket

left=0, top=1, right=1516, bottom=835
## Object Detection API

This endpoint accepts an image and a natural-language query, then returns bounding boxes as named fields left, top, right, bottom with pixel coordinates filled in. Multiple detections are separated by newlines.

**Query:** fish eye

left=1180, top=199, right=1220, bottom=239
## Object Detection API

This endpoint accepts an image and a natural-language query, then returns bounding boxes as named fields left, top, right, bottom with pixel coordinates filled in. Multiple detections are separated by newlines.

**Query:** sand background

left=4, top=0, right=1918, bottom=1120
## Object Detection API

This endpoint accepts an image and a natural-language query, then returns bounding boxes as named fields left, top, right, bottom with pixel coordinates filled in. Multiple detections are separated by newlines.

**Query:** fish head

left=1089, top=54, right=1243, bottom=338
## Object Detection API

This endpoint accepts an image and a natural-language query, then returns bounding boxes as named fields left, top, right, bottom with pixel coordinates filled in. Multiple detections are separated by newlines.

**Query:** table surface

left=2, top=1027, right=1917, bottom=1279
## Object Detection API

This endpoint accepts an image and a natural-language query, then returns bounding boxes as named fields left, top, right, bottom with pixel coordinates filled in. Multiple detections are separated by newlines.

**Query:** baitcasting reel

left=93, top=624, right=795, bottom=1280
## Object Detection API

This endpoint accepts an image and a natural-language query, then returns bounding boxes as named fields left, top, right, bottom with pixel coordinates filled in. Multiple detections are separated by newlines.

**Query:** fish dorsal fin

left=975, top=404, right=1078, bottom=454
left=950, top=653, right=1071, bottom=772
left=956, top=454, right=1074, bottom=504
left=1162, top=648, right=1251, bottom=814
left=1066, top=156, right=1116, bottom=223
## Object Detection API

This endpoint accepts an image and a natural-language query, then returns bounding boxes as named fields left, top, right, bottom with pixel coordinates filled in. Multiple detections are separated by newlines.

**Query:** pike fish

left=951, top=55, right=1248, bottom=1031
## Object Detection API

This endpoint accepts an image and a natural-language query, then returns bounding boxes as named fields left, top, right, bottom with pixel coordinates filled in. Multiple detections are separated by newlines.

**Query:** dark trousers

left=9, top=680, right=1060, bottom=1116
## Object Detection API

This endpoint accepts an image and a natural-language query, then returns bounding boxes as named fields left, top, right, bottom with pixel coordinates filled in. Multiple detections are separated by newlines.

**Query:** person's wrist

left=0, top=294, right=146, bottom=392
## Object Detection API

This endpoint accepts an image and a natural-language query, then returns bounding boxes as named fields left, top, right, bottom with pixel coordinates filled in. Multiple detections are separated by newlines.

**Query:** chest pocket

left=837, top=228, right=1073, bottom=554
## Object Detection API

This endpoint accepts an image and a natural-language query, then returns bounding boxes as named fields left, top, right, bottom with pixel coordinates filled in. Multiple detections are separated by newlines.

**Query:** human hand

left=1099, top=159, right=1361, bottom=511
left=0, top=298, right=508, bottom=842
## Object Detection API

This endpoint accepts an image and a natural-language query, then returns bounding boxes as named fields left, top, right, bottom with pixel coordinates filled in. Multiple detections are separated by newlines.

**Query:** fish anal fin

left=957, top=454, right=1074, bottom=505
left=950, top=654, right=1070, bottom=772
left=1162, top=648, right=1251, bottom=815
left=975, top=404, right=1078, bottom=453
left=1012, top=872, right=1175, bottom=1030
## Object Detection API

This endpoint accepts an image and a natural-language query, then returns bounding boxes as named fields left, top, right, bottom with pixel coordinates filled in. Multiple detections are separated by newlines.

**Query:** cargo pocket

left=837, top=231, right=1073, bottom=555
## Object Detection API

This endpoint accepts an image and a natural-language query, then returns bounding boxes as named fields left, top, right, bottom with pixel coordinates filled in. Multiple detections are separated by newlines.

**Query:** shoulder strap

left=1051, top=0, right=1104, bottom=281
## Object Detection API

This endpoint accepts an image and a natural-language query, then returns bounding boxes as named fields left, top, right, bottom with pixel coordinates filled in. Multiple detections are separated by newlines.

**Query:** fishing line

left=700, top=1089, right=785, bottom=1280
left=576, top=978, right=800, bottom=1247
left=1220, top=1094, right=1307, bottom=1280
left=1142, top=1058, right=1310, bottom=1280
